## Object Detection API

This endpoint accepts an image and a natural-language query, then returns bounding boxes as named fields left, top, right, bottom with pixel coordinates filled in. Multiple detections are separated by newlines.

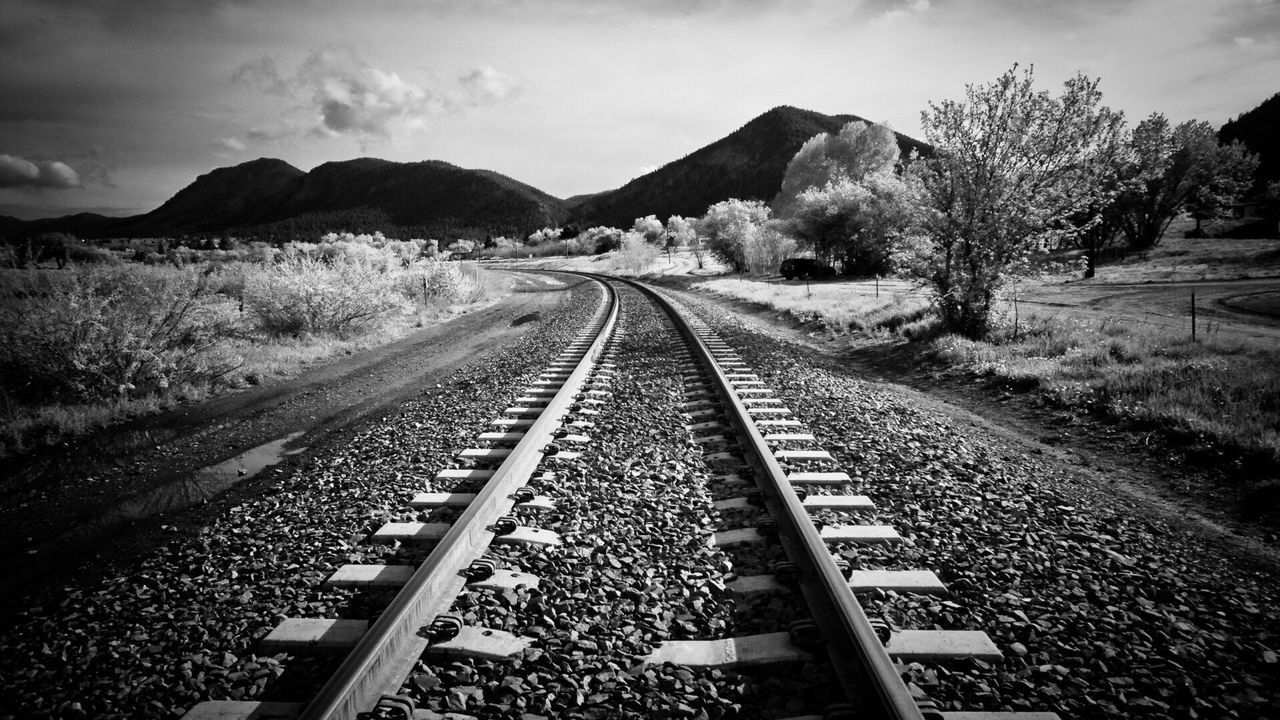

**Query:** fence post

left=875, top=275, right=879, bottom=298
left=1013, top=292, right=1019, bottom=340
left=1191, top=292, right=1197, bottom=342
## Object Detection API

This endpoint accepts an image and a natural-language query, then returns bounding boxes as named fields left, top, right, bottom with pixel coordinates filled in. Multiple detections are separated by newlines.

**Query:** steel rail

left=298, top=275, right=618, bottom=720
left=619, top=277, right=924, bottom=720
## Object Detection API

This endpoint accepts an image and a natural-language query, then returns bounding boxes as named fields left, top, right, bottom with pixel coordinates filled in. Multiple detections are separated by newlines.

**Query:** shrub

left=581, top=227, right=622, bottom=254
left=0, top=266, right=242, bottom=403
left=399, top=259, right=475, bottom=305
left=243, top=255, right=409, bottom=336
left=612, top=231, right=661, bottom=274
left=66, top=243, right=121, bottom=265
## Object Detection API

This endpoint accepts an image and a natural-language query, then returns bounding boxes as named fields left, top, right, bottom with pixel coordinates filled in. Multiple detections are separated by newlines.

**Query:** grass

left=686, top=272, right=1280, bottom=482
left=930, top=314, right=1280, bottom=469
left=1091, top=226, right=1280, bottom=283
left=690, top=276, right=932, bottom=335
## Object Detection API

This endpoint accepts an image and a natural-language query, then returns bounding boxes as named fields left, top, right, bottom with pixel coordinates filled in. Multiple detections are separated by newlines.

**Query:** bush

left=583, top=227, right=623, bottom=254
left=399, top=259, right=475, bottom=305
left=66, top=243, right=121, bottom=265
left=612, top=231, right=661, bottom=274
left=243, top=255, right=409, bottom=336
left=0, top=266, right=242, bottom=403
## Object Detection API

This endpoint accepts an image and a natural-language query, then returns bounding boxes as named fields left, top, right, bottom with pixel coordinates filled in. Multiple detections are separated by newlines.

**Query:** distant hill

left=1219, top=92, right=1280, bottom=190
left=113, top=158, right=306, bottom=235
left=568, top=105, right=930, bottom=227
left=1, top=215, right=31, bottom=239
left=5, top=158, right=570, bottom=241
left=10, top=212, right=126, bottom=238
left=248, top=158, right=569, bottom=239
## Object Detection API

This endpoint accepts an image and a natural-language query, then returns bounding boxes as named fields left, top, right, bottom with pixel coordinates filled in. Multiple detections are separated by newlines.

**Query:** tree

left=1072, top=183, right=1126, bottom=279
left=526, top=227, right=561, bottom=246
left=632, top=215, right=665, bottom=244
left=1114, top=116, right=1258, bottom=247
left=580, top=226, right=622, bottom=254
left=28, top=232, right=77, bottom=269
left=666, top=215, right=701, bottom=267
left=776, top=120, right=912, bottom=274
left=446, top=239, right=475, bottom=256
left=742, top=222, right=798, bottom=275
left=775, top=121, right=901, bottom=214
left=904, top=64, right=1127, bottom=338
left=788, top=173, right=917, bottom=276
left=1263, top=181, right=1280, bottom=221
left=696, top=199, right=772, bottom=273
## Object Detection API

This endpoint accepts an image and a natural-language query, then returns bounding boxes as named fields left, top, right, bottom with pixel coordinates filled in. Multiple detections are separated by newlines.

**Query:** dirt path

left=1020, top=276, right=1280, bottom=344
left=0, top=271, right=576, bottom=611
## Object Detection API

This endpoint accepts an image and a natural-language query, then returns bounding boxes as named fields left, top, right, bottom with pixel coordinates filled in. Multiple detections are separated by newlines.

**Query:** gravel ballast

left=0, top=278, right=601, bottom=719
left=665, top=286, right=1280, bottom=720
left=400, top=284, right=839, bottom=718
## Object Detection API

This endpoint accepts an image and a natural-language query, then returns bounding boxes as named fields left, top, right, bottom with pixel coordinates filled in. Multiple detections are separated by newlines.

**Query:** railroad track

left=182, top=273, right=1060, bottom=720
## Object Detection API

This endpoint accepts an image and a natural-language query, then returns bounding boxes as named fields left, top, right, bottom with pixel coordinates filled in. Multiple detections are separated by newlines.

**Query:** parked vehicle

left=779, top=257, right=836, bottom=280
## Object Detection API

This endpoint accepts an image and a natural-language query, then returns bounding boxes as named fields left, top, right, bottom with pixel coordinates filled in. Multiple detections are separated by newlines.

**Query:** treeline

left=228, top=208, right=545, bottom=245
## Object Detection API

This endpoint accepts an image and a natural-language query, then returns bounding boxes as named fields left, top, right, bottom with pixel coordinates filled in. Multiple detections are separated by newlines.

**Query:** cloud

left=232, top=56, right=290, bottom=96
left=215, top=136, right=246, bottom=151
left=0, top=154, right=81, bottom=189
left=875, top=0, right=930, bottom=23
left=456, top=66, right=522, bottom=105
left=234, top=49, right=524, bottom=142
left=1234, top=36, right=1257, bottom=48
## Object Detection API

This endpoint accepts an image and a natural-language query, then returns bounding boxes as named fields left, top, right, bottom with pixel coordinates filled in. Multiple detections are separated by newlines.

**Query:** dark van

left=779, top=257, right=836, bottom=280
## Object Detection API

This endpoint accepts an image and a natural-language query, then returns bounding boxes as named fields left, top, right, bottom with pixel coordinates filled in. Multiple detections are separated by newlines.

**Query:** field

left=689, top=275, right=931, bottom=335
left=0, top=244, right=509, bottom=457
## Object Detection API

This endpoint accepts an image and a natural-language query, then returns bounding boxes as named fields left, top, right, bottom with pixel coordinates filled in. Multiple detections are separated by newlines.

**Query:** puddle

left=511, top=311, right=542, bottom=327
left=46, top=431, right=308, bottom=546
left=198, top=430, right=309, bottom=485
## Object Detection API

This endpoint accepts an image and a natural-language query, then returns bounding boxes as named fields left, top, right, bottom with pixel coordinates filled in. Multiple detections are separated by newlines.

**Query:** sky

left=2, top=0, right=1278, bottom=220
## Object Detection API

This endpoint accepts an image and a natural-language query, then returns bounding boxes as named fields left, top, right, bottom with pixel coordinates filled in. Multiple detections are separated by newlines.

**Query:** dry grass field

left=0, top=254, right=510, bottom=457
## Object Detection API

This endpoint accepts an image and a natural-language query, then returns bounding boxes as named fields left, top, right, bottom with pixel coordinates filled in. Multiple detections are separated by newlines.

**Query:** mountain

left=115, top=158, right=306, bottom=235
left=0, top=215, right=30, bottom=238
left=1220, top=92, right=1280, bottom=189
left=250, top=158, right=569, bottom=239
left=568, top=105, right=930, bottom=227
